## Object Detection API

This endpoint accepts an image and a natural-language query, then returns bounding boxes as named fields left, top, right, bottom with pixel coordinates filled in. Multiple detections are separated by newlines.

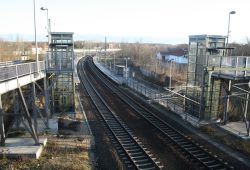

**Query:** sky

left=0, top=0, right=249, bottom=44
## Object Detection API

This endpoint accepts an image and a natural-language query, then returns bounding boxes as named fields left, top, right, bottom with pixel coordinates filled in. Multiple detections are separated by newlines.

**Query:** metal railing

left=0, top=61, right=45, bottom=82
left=208, top=55, right=250, bottom=77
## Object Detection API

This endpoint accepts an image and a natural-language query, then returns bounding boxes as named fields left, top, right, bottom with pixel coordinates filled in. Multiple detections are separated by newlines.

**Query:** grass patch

left=200, top=125, right=250, bottom=157
left=0, top=138, right=92, bottom=170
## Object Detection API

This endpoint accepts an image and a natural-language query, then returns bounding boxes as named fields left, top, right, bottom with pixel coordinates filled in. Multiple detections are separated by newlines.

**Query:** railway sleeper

left=111, top=139, right=118, bottom=144
left=144, top=115, right=154, bottom=120
left=189, top=149, right=202, bottom=154
left=184, top=146, right=197, bottom=151
left=189, top=153, right=211, bottom=162
left=117, top=135, right=131, bottom=139
left=149, top=121, right=158, bottom=125
left=207, top=163, right=225, bottom=169
left=106, top=120, right=118, bottom=124
left=112, top=126, right=125, bottom=130
left=208, top=164, right=226, bottom=170
left=137, top=162, right=153, bottom=168
left=161, top=128, right=172, bottom=132
left=124, top=160, right=132, bottom=165
left=126, top=147, right=141, bottom=152
left=115, top=129, right=133, bottom=136
left=119, top=122, right=128, bottom=127
left=197, top=156, right=211, bottom=161
left=177, top=141, right=189, bottom=145
left=133, top=158, right=150, bottom=164
left=170, top=136, right=182, bottom=141
left=122, top=156, right=129, bottom=161
left=155, top=161, right=161, bottom=165
left=116, top=133, right=129, bottom=137
left=131, top=155, right=147, bottom=160
left=116, top=135, right=129, bottom=139
left=103, top=115, right=114, bottom=119
left=121, top=140, right=133, bottom=144
left=168, top=134, right=181, bottom=138
left=204, top=160, right=217, bottom=166
left=165, top=131, right=178, bottom=135
left=108, top=122, right=119, bottom=126
left=125, top=146, right=141, bottom=152
left=134, top=138, right=140, bottom=142
left=109, top=124, right=121, bottom=128
left=193, top=153, right=206, bottom=158
left=117, top=136, right=131, bottom=140
left=140, top=167, right=157, bottom=170
left=117, top=132, right=130, bottom=136
left=124, top=129, right=132, bottom=133
left=129, top=152, right=144, bottom=157
left=123, top=143, right=137, bottom=147
left=137, top=141, right=143, bottom=145
left=182, top=144, right=193, bottom=148
left=113, top=130, right=127, bottom=134
left=120, top=138, right=133, bottom=142
left=119, top=151, right=126, bottom=155
left=115, top=146, right=122, bottom=150
left=157, top=123, right=168, bottom=128
left=124, top=128, right=133, bottom=133
left=117, top=149, right=124, bottom=153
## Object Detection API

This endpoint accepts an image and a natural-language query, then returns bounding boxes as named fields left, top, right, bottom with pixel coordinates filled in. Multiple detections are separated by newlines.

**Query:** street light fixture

left=226, top=10, right=236, bottom=56
left=40, top=7, right=49, bottom=33
left=33, top=0, right=39, bottom=72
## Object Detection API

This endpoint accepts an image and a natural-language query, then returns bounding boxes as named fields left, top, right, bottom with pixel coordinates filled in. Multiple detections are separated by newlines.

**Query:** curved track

left=82, top=56, right=234, bottom=170
left=78, top=57, right=163, bottom=170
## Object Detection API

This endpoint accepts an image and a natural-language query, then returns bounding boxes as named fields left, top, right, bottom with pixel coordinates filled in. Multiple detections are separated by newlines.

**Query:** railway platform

left=219, top=121, right=250, bottom=140
left=91, top=57, right=250, bottom=168
left=93, top=58, right=250, bottom=139
left=93, top=57, right=124, bottom=85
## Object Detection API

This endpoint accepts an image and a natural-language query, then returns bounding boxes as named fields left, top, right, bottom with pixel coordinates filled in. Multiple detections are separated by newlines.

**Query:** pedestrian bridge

left=0, top=61, right=46, bottom=146
left=0, top=61, right=45, bottom=95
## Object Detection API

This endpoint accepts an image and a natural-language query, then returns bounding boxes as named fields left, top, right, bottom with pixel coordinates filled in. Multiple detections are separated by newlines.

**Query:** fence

left=127, top=78, right=184, bottom=111
left=0, top=61, right=45, bottom=82
left=126, top=78, right=201, bottom=124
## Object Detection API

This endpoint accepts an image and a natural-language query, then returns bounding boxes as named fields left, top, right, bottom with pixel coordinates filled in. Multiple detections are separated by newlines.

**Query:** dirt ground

left=0, top=135, right=93, bottom=170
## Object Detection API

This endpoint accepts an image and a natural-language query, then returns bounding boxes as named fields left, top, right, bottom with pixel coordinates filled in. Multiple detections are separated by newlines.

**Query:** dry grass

left=0, top=137, right=93, bottom=170
left=200, top=125, right=250, bottom=157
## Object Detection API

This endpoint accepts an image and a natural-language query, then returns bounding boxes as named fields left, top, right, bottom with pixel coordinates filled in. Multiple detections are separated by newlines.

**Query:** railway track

left=78, top=57, right=163, bottom=170
left=85, top=56, right=234, bottom=170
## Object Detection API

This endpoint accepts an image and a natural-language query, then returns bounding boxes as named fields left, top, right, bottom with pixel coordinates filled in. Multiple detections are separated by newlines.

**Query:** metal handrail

left=0, top=61, right=45, bottom=82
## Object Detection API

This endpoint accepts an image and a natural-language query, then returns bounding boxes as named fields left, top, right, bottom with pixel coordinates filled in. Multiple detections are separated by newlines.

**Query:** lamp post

left=40, top=7, right=50, bottom=44
left=226, top=11, right=236, bottom=56
left=40, top=7, right=49, bottom=33
left=33, top=0, right=39, bottom=72
left=169, top=59, right=174, bottom=90
left=125, top=56, right=130, bottom=83
left=113, top=52, right=116, bottom=72
left=40, top=7, right=50, bottom=125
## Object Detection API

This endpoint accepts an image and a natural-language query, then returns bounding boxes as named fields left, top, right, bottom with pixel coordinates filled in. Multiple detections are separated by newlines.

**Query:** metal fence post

left=0, top=95, right=5, bottom=146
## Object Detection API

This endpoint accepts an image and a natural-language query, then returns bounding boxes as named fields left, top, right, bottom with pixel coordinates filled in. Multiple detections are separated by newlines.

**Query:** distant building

left=31, top=47, right=42, bottom=54
left=156, top=48, right=188, bottom=64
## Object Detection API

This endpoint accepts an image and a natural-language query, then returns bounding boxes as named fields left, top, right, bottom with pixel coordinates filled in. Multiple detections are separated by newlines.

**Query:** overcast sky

left=0, top=0, right=249, bottom=44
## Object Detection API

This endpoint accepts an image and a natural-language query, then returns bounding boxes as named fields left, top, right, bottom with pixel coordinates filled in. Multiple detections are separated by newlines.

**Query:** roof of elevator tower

left=189, top=34, right=227, bottom=39
left=50, top=32, right=74, bottom=46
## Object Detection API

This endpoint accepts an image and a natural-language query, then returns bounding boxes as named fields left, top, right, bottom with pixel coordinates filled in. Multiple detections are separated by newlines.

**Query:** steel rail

left=77, top=57, right=163, bottom=170
left=88, top=57, right=234, bottom=170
